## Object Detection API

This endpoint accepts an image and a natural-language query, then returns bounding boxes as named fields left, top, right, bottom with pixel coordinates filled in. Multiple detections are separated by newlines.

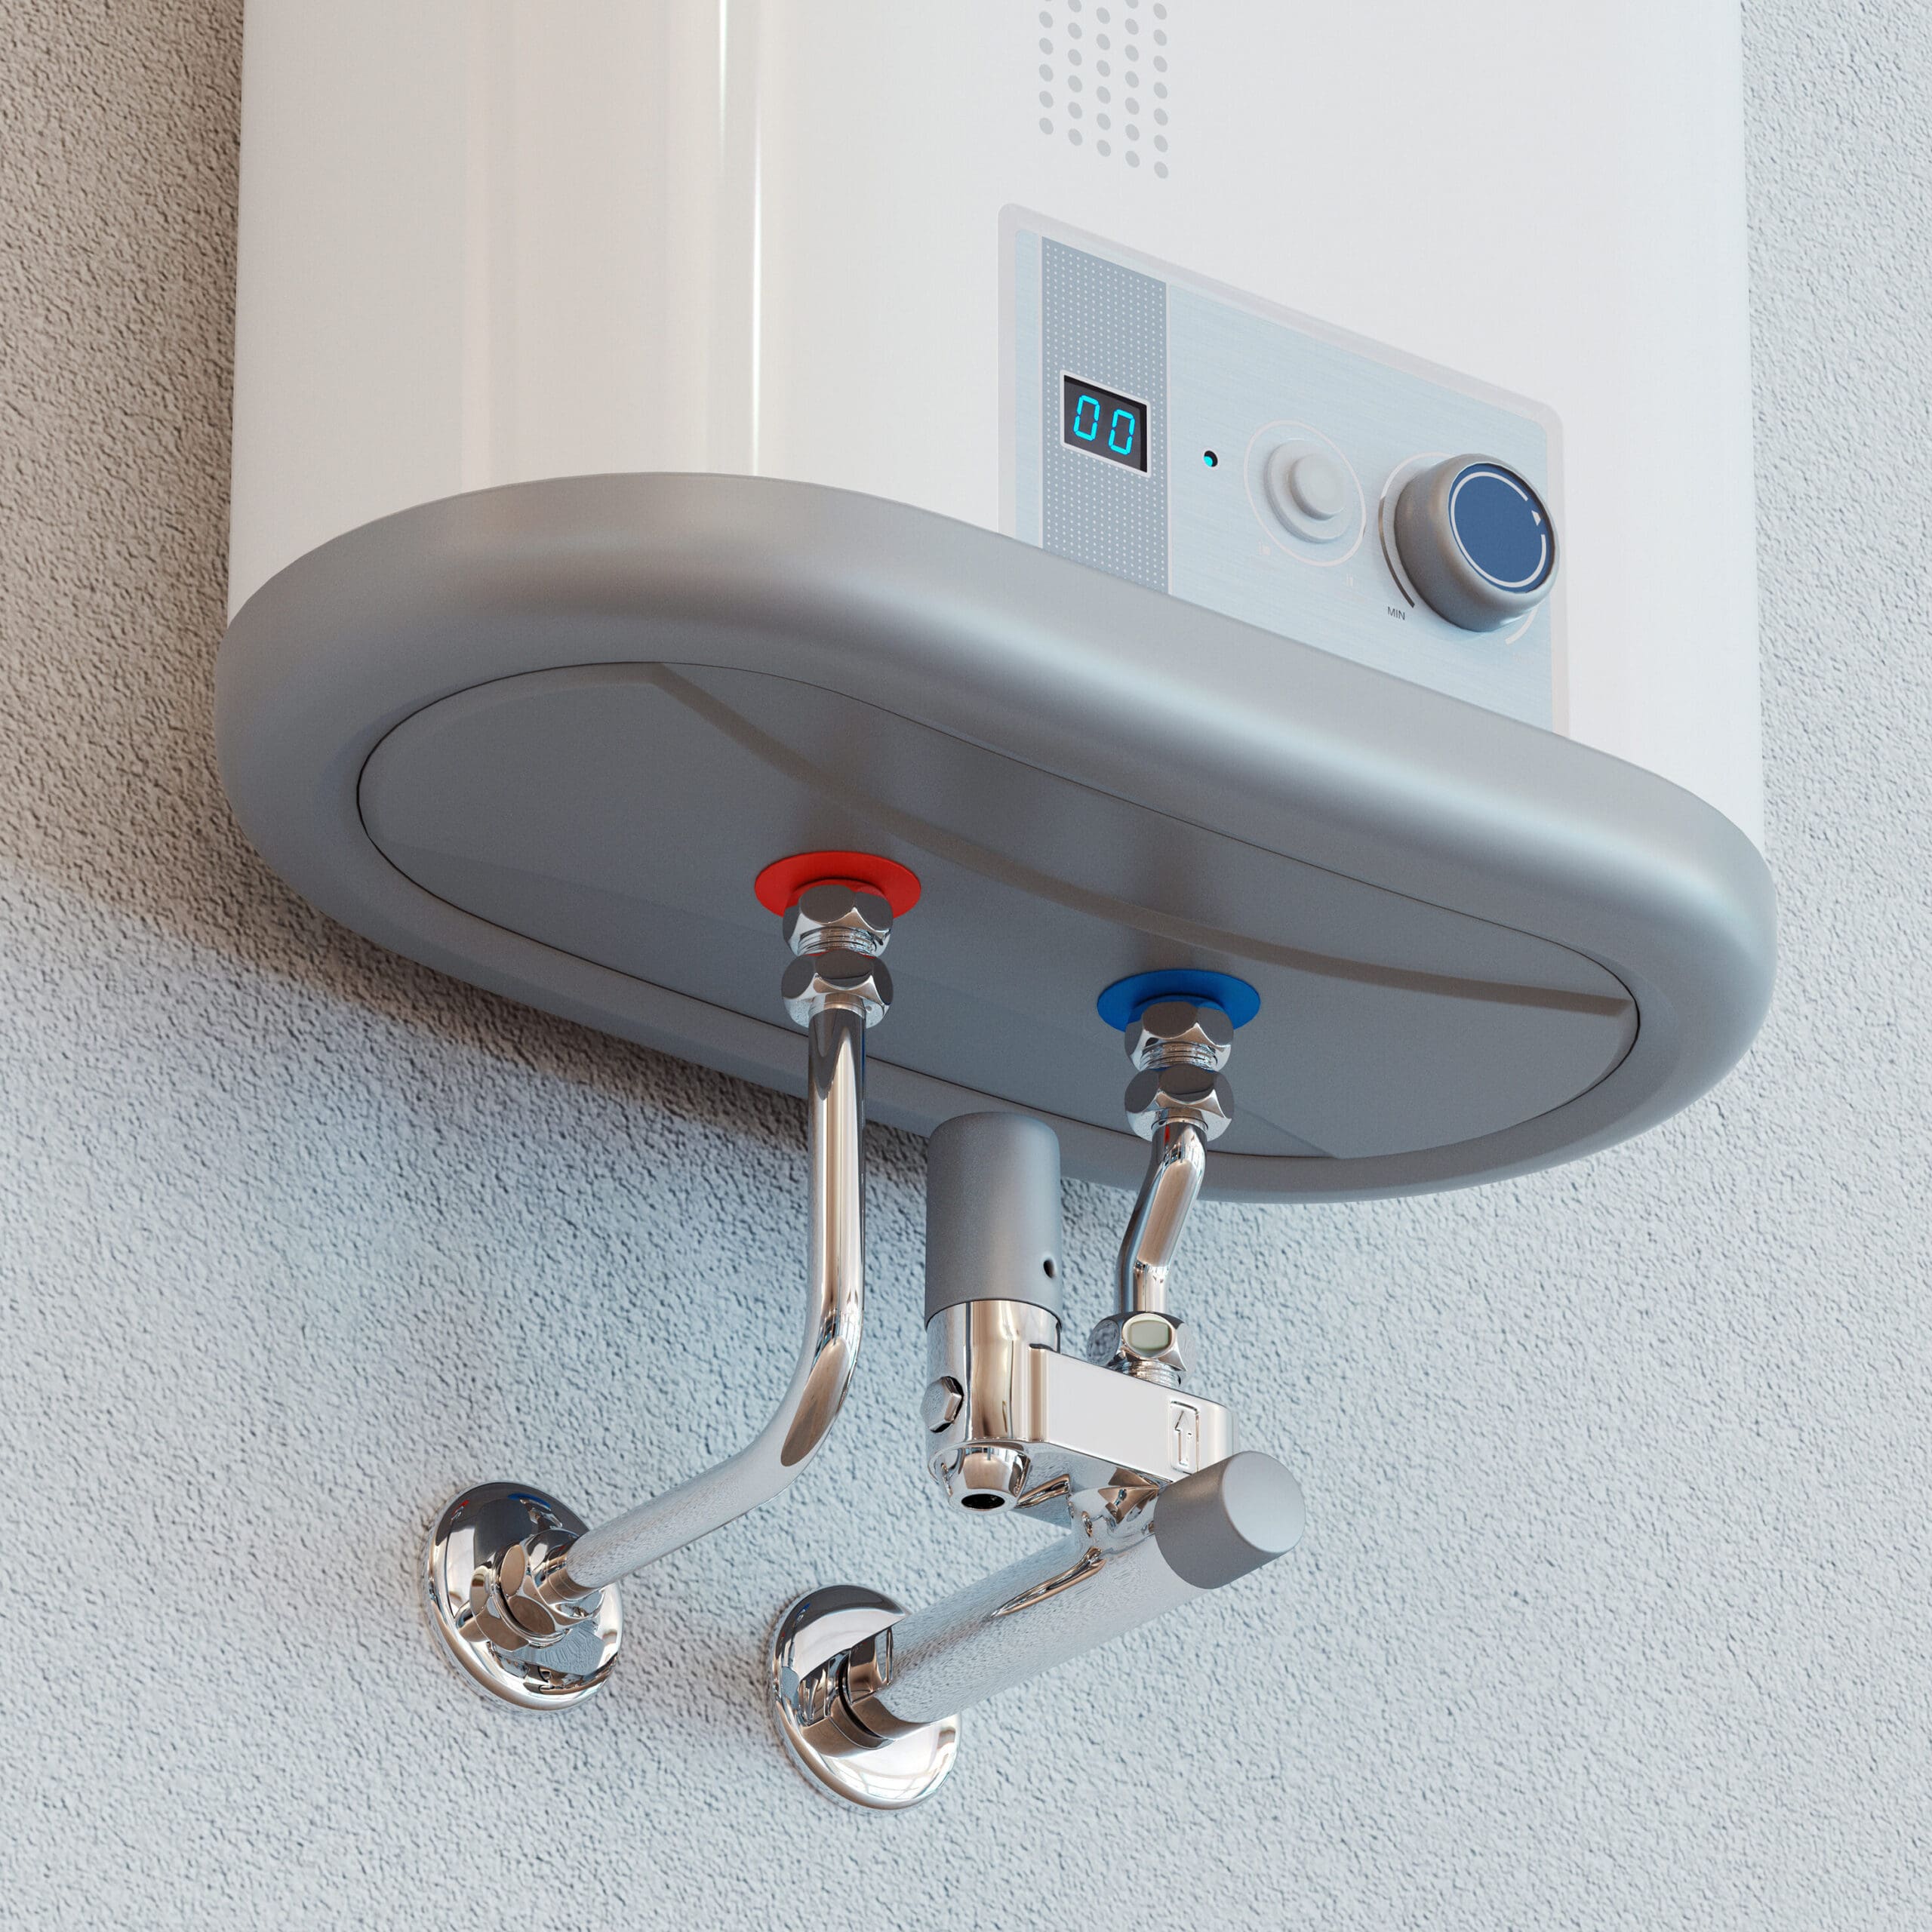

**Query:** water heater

left=217, top=0, right=1772, bottom=1200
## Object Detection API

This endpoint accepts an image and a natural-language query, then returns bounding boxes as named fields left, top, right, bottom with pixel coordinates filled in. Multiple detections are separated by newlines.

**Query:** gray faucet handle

left=1153, top=1450, right=1306, bottom=1590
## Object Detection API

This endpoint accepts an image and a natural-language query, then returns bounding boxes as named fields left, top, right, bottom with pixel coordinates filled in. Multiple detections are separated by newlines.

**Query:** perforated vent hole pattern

left=1037, top=0, right=1171, bottom=176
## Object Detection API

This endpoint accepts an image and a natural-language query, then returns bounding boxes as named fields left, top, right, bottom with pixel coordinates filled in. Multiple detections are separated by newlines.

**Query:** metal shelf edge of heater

left=214, top=473, right=1774, bottom=1202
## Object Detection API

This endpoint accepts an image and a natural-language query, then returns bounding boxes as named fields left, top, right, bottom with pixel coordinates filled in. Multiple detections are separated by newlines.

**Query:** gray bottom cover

left=214, top=474, right=1775, bottom=1200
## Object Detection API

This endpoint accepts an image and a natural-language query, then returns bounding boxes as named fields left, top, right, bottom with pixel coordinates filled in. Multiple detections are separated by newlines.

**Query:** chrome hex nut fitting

left=781, top=947, right=894, bottom=1027
left=1124, top=1000, right=1234, bottom=1072
left=784, top=883, right=894, bottom=958
left=921, top=1376, right=964, bottom=1432
left=1124, top=1062, right=1235, bottom=1140
left=1086, top=1310, right=1197, bottom=1380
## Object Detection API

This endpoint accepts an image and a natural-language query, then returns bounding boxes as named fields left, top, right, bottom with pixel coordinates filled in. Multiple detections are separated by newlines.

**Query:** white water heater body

left=217, top=2, right=1772, bottom=1199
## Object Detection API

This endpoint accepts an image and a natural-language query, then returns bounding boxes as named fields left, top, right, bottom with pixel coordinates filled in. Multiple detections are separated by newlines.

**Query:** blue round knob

left=1392, top=455, right=1558, bottom=631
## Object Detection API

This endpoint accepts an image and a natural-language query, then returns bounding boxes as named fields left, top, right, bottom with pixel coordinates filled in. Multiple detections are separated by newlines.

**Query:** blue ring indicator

left=1447, top=464, right=1553, bottom=591
left=1096, top=970, right=1261, bottom=1032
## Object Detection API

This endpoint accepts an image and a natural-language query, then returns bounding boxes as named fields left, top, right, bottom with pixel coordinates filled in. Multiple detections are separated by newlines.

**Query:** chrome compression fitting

left=423, top=881, right=895, bottom=1709
left=771, top=996, right=1303, bottom=1810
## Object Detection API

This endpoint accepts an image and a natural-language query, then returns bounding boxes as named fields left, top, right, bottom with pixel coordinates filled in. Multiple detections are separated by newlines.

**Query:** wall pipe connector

left=422, top=883, right=894, bottom=1709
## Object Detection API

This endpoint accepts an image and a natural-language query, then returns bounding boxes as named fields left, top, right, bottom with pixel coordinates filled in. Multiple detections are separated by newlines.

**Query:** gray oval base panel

left=215, top=474, right=1776, bottom=1200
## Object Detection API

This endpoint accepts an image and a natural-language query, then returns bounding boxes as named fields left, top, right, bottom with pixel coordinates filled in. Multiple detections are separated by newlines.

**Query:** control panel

left=1007, top=216, right=1562, bottom=730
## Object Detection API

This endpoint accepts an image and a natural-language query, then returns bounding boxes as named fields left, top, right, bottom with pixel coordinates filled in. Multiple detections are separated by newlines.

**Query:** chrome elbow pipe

left=424, top=884, right=894, bottom=1709
left=1115, top=1117, right=1208, bottom=1317
left=550, top=1002, right=867, bottom=1595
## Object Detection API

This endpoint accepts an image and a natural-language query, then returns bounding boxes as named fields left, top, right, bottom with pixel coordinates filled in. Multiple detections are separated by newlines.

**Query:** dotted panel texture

left=1042, top=238, right=1167, bottom=589
left=1, top=2, right=1929, bottom=1927
left=1033, top=0, right=1176, bottom=177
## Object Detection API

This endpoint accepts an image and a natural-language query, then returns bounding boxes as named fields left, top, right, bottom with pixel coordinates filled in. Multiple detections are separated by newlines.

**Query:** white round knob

left=1263, top=444, right=1350, bottom=542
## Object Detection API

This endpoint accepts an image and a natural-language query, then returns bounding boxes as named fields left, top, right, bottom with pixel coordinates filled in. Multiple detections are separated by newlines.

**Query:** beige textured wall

left=2, top=4, right=1927, bottom=1927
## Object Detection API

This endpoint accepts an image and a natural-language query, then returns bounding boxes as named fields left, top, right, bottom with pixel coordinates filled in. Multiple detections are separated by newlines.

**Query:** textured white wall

left=2, top=4, right=1926, bottom=1926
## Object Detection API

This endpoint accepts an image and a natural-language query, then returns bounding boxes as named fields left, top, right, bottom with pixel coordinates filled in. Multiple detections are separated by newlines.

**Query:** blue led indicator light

left=1108, top=408, right=1137, bottom=456
left=1073, top=393, right=1101, bottom=441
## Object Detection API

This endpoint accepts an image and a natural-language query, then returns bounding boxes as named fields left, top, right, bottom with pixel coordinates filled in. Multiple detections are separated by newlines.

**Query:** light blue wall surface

left=1, top=5, right=1926, bottom=1925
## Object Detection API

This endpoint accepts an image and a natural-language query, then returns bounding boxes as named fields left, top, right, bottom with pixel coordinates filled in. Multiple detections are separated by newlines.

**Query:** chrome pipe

left=550, top=1001, right=868, bottom=1598
left=843, top=1509, right=1200, bottom=1732
left=426, top=883, right=894, bottom=1705
left=1114, top=1117, right=1208, bottom=1315
left=802, top=1452, right=1303, bottom=1749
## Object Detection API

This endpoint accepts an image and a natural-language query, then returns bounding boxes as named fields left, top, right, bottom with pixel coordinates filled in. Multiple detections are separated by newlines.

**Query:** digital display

left=1061, top=374, right=1148, bottom=472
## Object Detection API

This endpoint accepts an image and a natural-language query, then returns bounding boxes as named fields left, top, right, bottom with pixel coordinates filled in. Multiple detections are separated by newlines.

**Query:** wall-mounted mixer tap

left=770, top=988, right=1305, bottom=1809
left=918, top=1108, right=1239, bottom=1518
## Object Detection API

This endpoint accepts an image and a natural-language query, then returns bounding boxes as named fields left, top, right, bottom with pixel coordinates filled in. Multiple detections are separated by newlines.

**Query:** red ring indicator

left=753, top=851, right=921, bottom=918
